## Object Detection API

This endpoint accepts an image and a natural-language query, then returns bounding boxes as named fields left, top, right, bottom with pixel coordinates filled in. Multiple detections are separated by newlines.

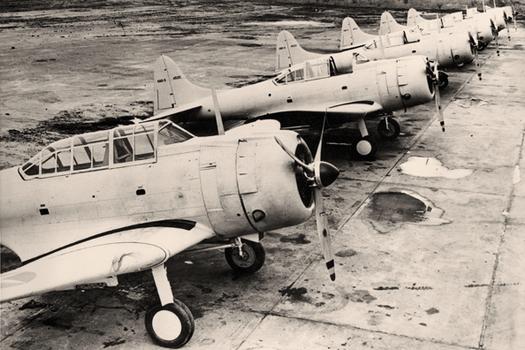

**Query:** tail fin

left=340, top=17, right=378, bottom=50
left=379, top=11, right=407, bottom=35
left=407, top=8, right=422, bottom=27
left=275, top=30, right=322, bottom=72
left=153, top=55, right=210, bottom=113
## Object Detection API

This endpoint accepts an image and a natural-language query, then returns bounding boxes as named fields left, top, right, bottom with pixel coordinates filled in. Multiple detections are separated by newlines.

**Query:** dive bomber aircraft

left=0, top=117, right=340, bottom=348
left=149, top=54, right=442, bottom=159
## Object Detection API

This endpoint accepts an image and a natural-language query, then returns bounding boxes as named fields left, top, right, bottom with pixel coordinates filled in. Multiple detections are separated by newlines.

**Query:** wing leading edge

left=0, top=223, right=215, bottom=303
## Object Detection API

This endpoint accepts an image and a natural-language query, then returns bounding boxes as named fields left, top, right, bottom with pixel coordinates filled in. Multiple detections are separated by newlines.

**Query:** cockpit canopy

left=20, top=120, right=193, bottom=179
left=274, top=57, right=338, bottom=85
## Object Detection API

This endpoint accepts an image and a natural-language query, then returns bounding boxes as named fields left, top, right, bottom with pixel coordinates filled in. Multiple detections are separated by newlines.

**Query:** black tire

left=225, top=240, right=265, bottom=274
left=377, top=117, right=400, bottom=140
left=352, top=135, right=377, bottom=160
left=145, top=301, right=194, bottom=348
left=438, top=71, right=449, bottom=89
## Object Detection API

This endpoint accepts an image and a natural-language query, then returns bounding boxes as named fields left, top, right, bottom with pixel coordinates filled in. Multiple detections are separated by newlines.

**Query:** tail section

left=340, top=17, right=378, bottom=50
left=379, top=11, right=407, bottom=35
left=275, top=30, right=322, bottom=72
left=153, top=55, right=210, bottom=113
left=407, top=8, right=422, bottom=27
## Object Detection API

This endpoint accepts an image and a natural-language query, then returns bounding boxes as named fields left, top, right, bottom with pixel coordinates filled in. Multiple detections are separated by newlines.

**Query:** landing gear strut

left=377, top=116, right=400, bottom=140
left=225, top=238, right=265, bottom=274
left=352, top=118, right=377, bottom=160
left=146, top=265, right=194, bottom=348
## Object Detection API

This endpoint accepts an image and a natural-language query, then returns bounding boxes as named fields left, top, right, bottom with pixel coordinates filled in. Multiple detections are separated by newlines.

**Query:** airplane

left=148, top=53, right=442, bottom=159
left=337, top=16, right=477, bottom=76
left=0, top=114, right=341, bottom=348
left=381, top=10, right=496, bottom=51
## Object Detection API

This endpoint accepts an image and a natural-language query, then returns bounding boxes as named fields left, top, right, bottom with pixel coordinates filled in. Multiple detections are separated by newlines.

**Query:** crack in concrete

left=477, top=128, right=525, bottom=350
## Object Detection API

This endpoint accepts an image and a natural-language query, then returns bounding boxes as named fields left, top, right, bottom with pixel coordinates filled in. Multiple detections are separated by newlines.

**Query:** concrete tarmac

left=1, top=3, right=524, bottom=350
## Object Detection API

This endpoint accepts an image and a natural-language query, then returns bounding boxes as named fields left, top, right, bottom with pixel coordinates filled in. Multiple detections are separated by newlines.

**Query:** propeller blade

left=211, top=88, right=225, bottom=135
left=314, top=187, right=336, bottom=281
left=313, top=112, right=327, bottom=187
left=274, top=137, right=312, bottom=171
left=433, top=63, right=445, bottom=132
left=469, top=33, right=482, bottom=80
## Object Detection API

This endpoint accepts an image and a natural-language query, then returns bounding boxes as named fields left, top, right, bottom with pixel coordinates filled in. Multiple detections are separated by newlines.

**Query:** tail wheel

left=145, top=301, right=194, bottom=348
left=352, top=136, right=377, bottom=160
left=225, top=240, right=265, bottom=274
left=377, top=117, right=400, bottom=140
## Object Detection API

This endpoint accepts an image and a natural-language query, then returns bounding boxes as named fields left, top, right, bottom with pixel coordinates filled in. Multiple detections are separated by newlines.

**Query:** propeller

left=426, top=60, right=445, bottom=132
left=274, top=114, right=339, bottom=281
left=468, top=32, right=482, bottom=80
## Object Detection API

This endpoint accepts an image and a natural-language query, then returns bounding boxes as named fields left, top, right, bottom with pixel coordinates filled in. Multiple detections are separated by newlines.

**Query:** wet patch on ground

left=279, top=285, right=310, bottom=303
left=279, top=233, right=311, bottom=245
left=348, top=289, right=376, bottom=303
left=399, top=157, right=473, bottom=179
left=335, top=248, right=357, bottom=258
left=363, top=189, right=450, bottom=234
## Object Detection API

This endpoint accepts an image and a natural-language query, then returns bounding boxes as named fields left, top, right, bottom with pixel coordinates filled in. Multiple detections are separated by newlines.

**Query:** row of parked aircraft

left=0, top=3, right=516, bottom=348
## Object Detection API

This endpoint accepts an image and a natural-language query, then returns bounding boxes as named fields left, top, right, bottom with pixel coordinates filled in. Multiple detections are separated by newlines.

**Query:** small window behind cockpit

left=158, top=121, right=193, bottom=145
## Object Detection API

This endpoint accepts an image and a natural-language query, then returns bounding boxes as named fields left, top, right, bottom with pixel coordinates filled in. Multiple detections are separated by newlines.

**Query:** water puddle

left=400, top=157, right=472, bottom=179
left=363, top=189, right=450, bottom=233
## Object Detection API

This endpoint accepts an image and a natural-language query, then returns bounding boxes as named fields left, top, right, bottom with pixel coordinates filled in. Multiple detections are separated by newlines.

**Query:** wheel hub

left=152, top=310, right=182, bottom=341
left=356, top=140, right=372, bottom=156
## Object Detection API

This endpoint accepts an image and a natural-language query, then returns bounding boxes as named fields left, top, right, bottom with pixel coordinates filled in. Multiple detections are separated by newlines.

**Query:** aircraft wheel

left=438, top=72, right=449, bottom=89
left=225, top=240, right=265, bottom=274
left=377, top=117, right=400, bottom=140
left=145, top=301, right=194, bottom=348
left=352, top=136, right=377, bottom=160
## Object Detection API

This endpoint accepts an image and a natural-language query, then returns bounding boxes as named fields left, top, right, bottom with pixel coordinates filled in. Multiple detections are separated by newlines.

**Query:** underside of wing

left=0, top=223, right=214, bottom=303
left=261, top=101, right=384, bottom=121
left=142, top=103, right=203, bottom=123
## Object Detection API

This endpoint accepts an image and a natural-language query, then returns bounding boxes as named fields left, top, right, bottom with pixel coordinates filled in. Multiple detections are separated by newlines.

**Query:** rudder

left=340, top=17, right=378, bottom=50
left=153, top=55, right=210, bottom=113
left=275, top=30, right=322, bottom=72
left=379, top=11, right=407, bottom=35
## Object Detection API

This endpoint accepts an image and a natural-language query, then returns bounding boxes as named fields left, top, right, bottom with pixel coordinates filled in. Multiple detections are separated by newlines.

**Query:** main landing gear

left=146, top=265, right=195, bottom=348
left=352, top=116, right=400, bottom=160
left=145, top=238, right=265, bottom=348
left=225, top=238, right=266, bottom=274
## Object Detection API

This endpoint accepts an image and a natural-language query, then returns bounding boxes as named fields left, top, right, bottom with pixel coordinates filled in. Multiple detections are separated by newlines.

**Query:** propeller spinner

left=275, top=115, right=339, bottom=281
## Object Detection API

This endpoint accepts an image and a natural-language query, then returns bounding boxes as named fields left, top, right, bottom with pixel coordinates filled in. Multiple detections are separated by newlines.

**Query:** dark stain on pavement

left=279, top=285, right=309, bottom=302
left=103, top=337, right=126, bottom=348
left=348, top=290, right=376, bottom=303
left=426, top=307, right=439, bottom=315
left=335, top=248, right=357, bottom=258
left=279, top=233, right=311, bottom=245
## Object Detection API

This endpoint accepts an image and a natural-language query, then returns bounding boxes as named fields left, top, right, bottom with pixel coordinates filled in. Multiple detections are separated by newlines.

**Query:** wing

left=142, top=103, right=202, bottom=123
left=274, top=101, right=384, bottom=119
left=0, top=223, right=214, bottom=303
